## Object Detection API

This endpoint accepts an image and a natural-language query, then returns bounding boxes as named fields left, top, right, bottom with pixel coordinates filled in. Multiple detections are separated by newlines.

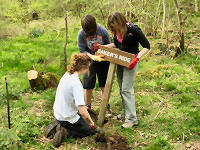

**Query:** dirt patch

left=95, top=133, right=130, bottom=150
left=173, top=141, right=200, bottom=150
left=28, top=100, right=45, bottom=117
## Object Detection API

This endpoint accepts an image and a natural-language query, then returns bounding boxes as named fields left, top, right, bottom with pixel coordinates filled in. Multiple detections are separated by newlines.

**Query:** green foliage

left=0, top=4, right=200, bottom=148
left=29, top=28, right=44, bottom=38
left=146, top=137, right=174, bottom=150
left=165, top=83, right=176, bottom=91
left=0, top=128, right=22, bottom=150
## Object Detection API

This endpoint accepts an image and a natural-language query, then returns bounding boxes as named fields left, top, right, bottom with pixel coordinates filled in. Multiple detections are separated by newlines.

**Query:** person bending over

left=52, top=53, right=96, bottom=147
left=77, top=14, right=112, bottom=117
left=98, top=12, right=150, bottom=128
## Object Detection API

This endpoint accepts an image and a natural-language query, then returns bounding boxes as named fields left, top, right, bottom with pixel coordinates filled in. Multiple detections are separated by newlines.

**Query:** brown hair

left=67, top=53, right=91, bottom=75
left=107, top=12, right=128, bottom=37
left=81, top=14, right=97, bottom=35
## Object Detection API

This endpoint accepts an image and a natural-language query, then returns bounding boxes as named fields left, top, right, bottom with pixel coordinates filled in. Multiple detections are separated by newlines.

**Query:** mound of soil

left=95, top=133, right=130, bottom=150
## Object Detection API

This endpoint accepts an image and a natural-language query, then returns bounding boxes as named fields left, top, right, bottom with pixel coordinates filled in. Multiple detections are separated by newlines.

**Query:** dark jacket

left=114, top=23, right=150, bottom=54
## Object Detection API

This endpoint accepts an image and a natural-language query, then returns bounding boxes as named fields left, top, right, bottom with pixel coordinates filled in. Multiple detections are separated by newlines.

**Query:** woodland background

left=0, top=0, right=200, bottom=149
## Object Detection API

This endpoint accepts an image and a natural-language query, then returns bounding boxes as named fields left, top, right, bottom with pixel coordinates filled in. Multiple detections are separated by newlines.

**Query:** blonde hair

left=67, top=53, right=91, bottom=75
left=107, top=12, right=128, bottom=38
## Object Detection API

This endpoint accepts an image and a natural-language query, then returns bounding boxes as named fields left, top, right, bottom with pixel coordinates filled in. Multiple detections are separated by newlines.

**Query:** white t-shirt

left=53, top=72, right=85, bottom=124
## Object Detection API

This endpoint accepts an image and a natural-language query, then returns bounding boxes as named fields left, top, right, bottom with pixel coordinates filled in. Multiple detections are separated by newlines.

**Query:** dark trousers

left=83, top=61, right=109, bottom=89
left=58, top=116, right=96, bottom=138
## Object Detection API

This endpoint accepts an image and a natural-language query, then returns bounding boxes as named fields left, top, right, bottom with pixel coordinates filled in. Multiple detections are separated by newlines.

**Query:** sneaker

left=121, top=122, right=138, bottom=128
left=44, top=120, right=58, bottom=138
left=52, top=124, right=68, bottom=147
left=117, top=114, right=125, bottom=120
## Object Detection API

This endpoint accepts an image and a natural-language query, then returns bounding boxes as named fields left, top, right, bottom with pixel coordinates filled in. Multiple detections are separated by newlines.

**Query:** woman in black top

left=105, top=12, right=150, bottom=128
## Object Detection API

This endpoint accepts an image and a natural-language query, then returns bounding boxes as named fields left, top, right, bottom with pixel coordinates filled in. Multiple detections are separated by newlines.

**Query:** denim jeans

left=117, top=63, right=139, bottom=123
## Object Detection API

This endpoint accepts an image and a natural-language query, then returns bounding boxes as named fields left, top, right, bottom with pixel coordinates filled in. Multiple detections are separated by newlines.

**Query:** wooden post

left=97, top=63, right=116, bottom=127
left=5, top=77, right=11, bottom=129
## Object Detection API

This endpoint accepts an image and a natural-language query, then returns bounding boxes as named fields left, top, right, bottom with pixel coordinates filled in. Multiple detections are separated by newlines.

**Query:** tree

left=161, top=0, right=166, bottom=39
left=195, top=0, right=198, bottom=12
left=64, top=14, right=68, bottom=71
left=173, top=0, right=185, bottom=57
left=154, top=0, right=161, bottom=37
left=59, top=0, right=68, bottom=70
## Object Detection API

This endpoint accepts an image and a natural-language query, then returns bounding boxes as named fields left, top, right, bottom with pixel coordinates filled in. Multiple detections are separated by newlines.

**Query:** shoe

left=106, top=111, right=113, bottom=118
left=44, top=120, right=58, bottom=138
left=86, top=104, right=91, bottom=109
left=121, top=122, right=138, bottom=128
left=106, top=104, right=113, bottom=118
left=52, top=124, right=68, bottom=147
left=117, top=114, right=125, bottom=120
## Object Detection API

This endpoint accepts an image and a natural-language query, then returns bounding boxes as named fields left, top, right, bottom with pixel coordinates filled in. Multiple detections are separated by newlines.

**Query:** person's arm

left=135, top=27, right=150, bottom=59
left=78, top=105, right=95, bottom=128
left=77, top=35, right=104, bottom=61
left=77, top=31, right=89, bottom=54
left=137, top=48, right=149, bottom=59
left=87, top=53, right=104, bottom=62
left=129, top=27, right=150, bottom=70
left=102, top=27, right=111, bottom=45
left=104, top=43, right=116, bottom=48
left=73, top=82, right=95, bottom=128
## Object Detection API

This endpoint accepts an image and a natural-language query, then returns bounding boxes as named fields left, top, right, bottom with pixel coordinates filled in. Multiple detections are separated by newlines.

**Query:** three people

left=47, top=12, right=150, bottom=147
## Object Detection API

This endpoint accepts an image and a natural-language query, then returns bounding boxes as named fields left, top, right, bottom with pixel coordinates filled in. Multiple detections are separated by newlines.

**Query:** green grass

left=0, top=18, right=200, bottom=149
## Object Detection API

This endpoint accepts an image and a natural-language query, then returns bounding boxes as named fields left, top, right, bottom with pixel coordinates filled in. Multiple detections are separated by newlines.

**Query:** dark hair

left=107, top=12, right=127, bottom=37
left=81, top=14, right=97, bottom=35
left=67, top=53, right=91, bottom=75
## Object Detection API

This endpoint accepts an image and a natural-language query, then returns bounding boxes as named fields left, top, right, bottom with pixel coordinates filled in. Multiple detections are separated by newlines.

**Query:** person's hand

left=89, top=121, right=96, bottom=129
left=128, top=54, right=139, bottom=70
left=93, top=43, right=101, bottom=52
left=91, top=55, right=105, bottom=62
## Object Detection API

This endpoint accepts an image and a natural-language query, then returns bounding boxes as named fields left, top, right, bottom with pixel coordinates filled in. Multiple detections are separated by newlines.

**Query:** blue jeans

left=117, top=63, right=139, bottom=123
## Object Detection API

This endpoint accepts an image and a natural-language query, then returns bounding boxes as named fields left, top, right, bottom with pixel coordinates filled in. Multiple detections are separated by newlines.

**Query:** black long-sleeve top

left=114, top=23, right=150, bottom=54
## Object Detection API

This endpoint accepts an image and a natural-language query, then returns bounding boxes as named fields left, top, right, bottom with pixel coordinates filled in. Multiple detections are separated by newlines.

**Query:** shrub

left=29, top=28, right=44, bottom=38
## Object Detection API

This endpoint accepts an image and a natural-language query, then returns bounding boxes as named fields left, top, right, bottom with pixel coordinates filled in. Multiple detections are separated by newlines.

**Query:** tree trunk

left=173, top=0, right=185, bottom=56
left=161, top=0, right=166, bottom=39
left=64, top=14, right=68, bottom=71
left=98, top=2, right=106, bottom=26
left=114, top=0, right=116, bottom=11
left=195, top=0, right=198, bottom=12
left=58, top=0, right=68, bottom=70
left=27, top=70, right=60, bottom=91
left=154, top=0, right=161, bottom=36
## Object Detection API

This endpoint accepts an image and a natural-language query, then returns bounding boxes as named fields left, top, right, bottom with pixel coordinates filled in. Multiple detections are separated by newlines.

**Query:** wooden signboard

left=95, top=45, right=135, bottom=67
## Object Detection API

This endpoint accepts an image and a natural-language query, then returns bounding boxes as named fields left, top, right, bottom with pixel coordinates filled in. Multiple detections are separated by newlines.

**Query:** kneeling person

left=53, top=53, right=96, bottom=147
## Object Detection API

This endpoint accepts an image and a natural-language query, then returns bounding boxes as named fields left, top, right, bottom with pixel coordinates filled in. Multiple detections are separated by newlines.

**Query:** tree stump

left=27, top=70, right=60, bottom=91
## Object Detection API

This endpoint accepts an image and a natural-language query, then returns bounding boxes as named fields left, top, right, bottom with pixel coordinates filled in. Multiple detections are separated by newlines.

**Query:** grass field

left=0, top=18, right=200, bottom=150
